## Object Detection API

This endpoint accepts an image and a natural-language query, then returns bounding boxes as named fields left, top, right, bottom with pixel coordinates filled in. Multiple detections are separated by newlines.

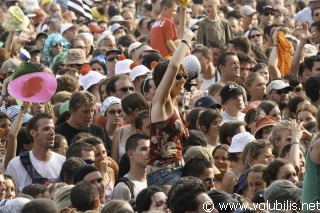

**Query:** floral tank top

left=148, top=110, right=189, bottom=167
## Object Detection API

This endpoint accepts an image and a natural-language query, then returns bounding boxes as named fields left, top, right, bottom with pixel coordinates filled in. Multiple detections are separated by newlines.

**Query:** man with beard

left=6, top=114, right=65, bottom=192
left=266, top=79, right=293, bottom=116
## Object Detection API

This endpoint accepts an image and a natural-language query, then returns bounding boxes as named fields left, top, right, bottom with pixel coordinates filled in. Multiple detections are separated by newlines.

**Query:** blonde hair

left=244, top=73, right=264, bottom=95
left=269, top=120, right=291, bottom=157
left=242, top=140, right=273, bottom=170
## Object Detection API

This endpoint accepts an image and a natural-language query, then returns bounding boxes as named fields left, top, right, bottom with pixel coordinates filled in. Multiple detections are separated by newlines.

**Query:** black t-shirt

left=55, top=122, right=112, bottom=153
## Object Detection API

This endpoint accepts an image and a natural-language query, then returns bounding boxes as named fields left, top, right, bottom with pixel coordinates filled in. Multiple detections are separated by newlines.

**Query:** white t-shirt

left=111, top=174, right=147, bottom=201
left=221, top=111, right=245, bottom=123
left=198, top=71, right=221, bottom=91
left=6, top=151, right=65, bottom=192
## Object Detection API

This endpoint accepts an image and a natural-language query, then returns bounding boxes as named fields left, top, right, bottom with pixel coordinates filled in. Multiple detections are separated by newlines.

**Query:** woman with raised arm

left=147, top=30, right=195, bottom=186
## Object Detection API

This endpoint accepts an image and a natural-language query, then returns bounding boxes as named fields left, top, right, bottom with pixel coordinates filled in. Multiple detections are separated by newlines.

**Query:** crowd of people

left=0, top=0, right=319, bottom=211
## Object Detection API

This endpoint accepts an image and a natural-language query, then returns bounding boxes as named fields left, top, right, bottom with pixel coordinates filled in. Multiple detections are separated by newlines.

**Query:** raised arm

left=177, top=7, right=187, bottom=39
left=289, top=23, right=311, bottom=77
left=4, top=102, right=31, bottom=169
left=152, top=30, right=195, bottom=106
left=268, top=29, right=281, bottom=80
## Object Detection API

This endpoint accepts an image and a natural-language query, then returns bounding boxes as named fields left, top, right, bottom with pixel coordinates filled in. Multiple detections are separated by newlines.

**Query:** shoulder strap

left=115, top=177, right=135, bottom=199
left=20, top=151, right=49, bottom=185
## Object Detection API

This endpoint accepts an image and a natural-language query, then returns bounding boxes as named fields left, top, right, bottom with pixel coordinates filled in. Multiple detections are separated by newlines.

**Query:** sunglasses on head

left=276, top=89, right=289, bottom=95
left=176, top=73, right=188, bottom=81
left=107, top=56, right=118, bottom=62
left=263, top=12, right=275, bottom=16
left=116, top=86, right=135, bottom=93
left=108, top=109, right=122, bottom=115
left=294, top=87, right=304, bottom=92
left=249, top=34, right=262, bottom=39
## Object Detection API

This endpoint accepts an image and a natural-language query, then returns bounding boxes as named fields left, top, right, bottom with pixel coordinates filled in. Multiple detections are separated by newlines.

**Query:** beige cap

left=65, top=49, right=88, bottom=65
left=136, top=44, right=160, bottom=58
left=1, top=58, right=21, bottom=74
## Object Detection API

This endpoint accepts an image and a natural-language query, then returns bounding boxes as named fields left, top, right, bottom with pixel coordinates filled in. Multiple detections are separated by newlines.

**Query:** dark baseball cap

left=220, top=83, right=243, bottom=104
left=195, top=96, right=222, bottom=110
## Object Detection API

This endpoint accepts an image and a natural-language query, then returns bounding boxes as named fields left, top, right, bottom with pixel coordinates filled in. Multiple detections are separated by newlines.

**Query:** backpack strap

left=115, top=177, right=135, bottom=199
left=20, top=151, right=49, bottom=185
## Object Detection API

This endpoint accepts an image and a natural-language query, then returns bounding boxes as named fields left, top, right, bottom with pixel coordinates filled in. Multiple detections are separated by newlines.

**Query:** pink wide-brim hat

left=8, top=72, right=57, bottom=103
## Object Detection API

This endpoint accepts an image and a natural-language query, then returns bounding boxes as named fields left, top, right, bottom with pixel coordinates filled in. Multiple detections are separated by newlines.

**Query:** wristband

left=181, top=40, right=191, bottom=51
left=20, top=106, right=28, bottom=114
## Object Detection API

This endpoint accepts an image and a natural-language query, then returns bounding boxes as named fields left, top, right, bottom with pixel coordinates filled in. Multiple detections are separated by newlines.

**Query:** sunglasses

left=176, top=73, right=188, bottom=81
left=263, top=12, right=275, bottom=16
left=84, top=159, right=95, bottom=165
left=108, top=109, right=122, bottom=115
left=275, top=89, right=289, bottom=95
left=314, top=13, right=320, bottom=17
left=52, top=43, right=63, bottom=48
left=107, top=56, right=118, bottom=62
left=116, top=86, right=134, bottom=93
left=294, top=87, right=304, bottom=92
left=249, top=34, right=262, bottom=39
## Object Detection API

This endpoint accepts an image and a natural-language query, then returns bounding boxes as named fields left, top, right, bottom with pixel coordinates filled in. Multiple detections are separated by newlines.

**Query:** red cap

left=243, top=101, right=261, bottom=114
left=254, top=116, right=277, bottom=137
left=89, top=25, right=104, bottom=33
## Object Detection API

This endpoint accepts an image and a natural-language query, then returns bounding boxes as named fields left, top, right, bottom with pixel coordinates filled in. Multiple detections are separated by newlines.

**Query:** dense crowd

left=0, top=0, right=319, bottom=212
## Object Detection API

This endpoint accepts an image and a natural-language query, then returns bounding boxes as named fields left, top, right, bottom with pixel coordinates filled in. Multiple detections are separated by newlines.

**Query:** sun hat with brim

left=229, top=132, right=255, bottom=153
left=254, top=116, right=277, bottom=138
left=79, top=70, right=106, bottom=91
left=61, top=23, right=76, bottom=34
left=109, top=15, right=126, bottom=23
left=10, top=62, right=40, bottom=81
left=3, top=6, right=30, bottom=31
left=8, top=72, right=57, bottom=103
left=266, top=79, right=293, bottom=94
left=130, top=64, right=151, bottom=81
left=65, top=49, right=88, bottom=65
left=115, top=59, right=133, bottom=74
left=109, top=23, right=127, bottom=35
left=136, top=44, right=160, bottom=58
left=5, top=105, right=33, bottom=124
left=243, top=100, right=261, bottom=114
left=1, top=58, right=21, bottom=74
left=100, top=96, right=121, bottom=115
left=128, top=42, right=142, bottom=56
